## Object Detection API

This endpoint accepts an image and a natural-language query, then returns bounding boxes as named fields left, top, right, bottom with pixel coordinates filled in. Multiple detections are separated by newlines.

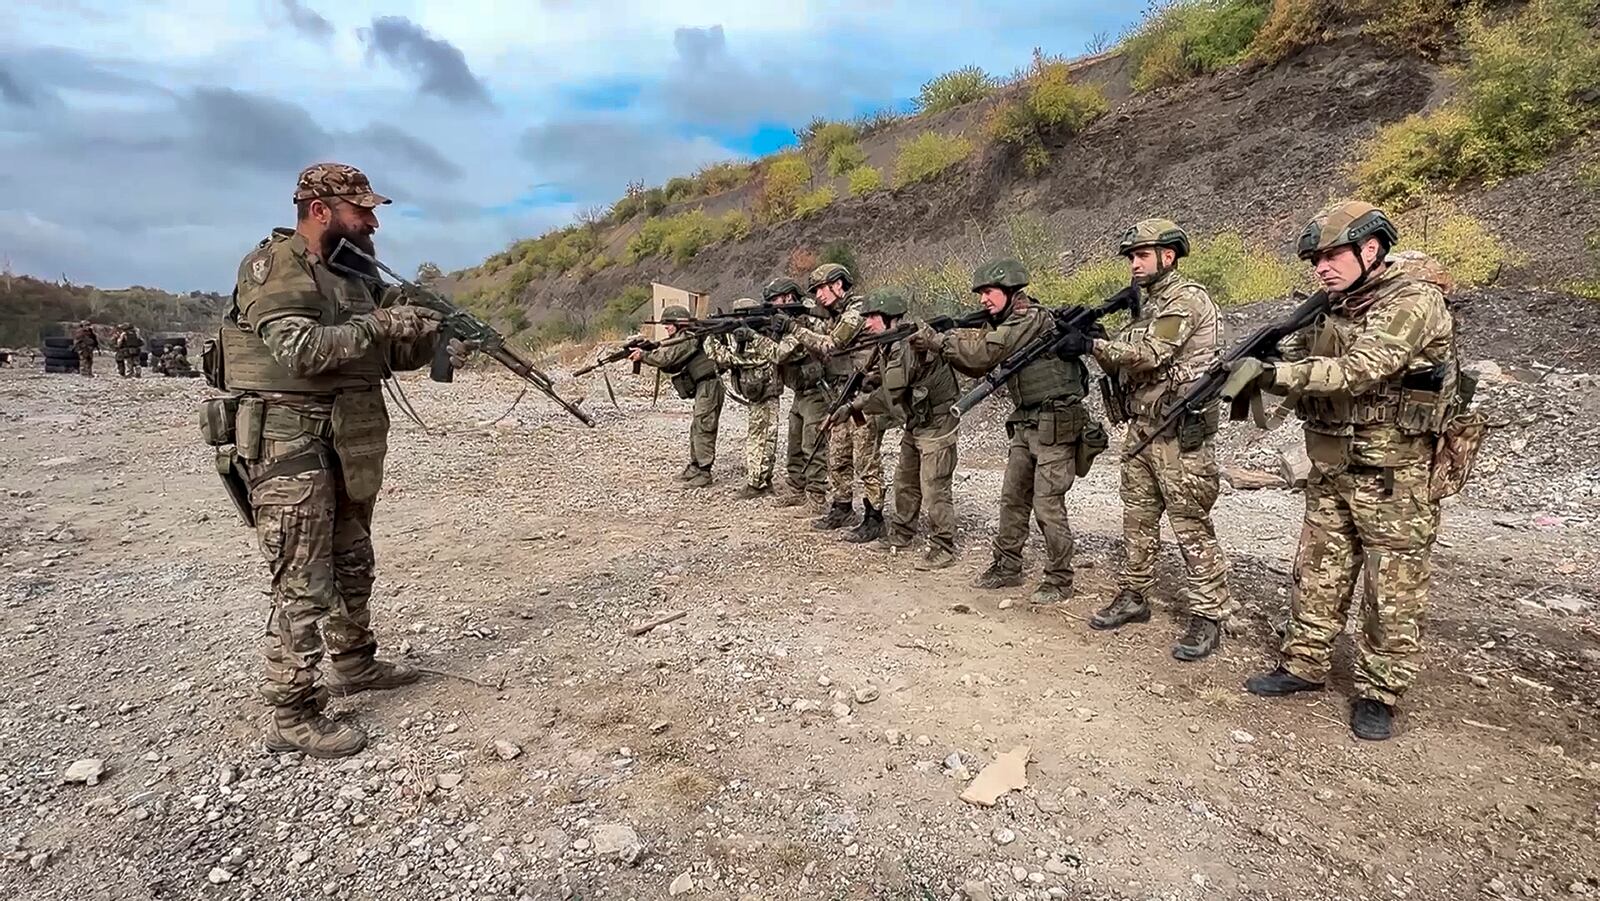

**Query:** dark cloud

left=277, top=0, right=335, bottom=42
left=184, top=87, right=332, bottom=171
left=517, top=115, right=727, bottom=198
left=673, top=24, right=726, bottom=67
left=358, top=16, right=493, bottom=107
left=0, top=65, right=42, bottom=107
left=345, top=123, right=463, bottom=181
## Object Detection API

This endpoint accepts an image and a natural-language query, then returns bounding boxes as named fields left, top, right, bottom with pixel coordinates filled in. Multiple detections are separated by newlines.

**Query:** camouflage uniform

left=72, top=322, right=98, bottom=376
left=640, top=328, right=724, bottom=484
left=114, top=325, right=143, bottom=377
left=776, top=320, right=832, bottom=508
left=705, top=318, right=783, bottom=493
left=217, top=163, right=438, bottom=757
left=929, top=279, right=1101, bottom=598
left=1093, top=268, right=1233, bottom=622
left=782, top=291, right=886, bottom=512
left=1270, top=261, right=1456, bottom=706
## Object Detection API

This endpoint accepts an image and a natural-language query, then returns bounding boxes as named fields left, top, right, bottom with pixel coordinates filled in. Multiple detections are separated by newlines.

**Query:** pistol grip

left=430, top=326, right=454, bottom=383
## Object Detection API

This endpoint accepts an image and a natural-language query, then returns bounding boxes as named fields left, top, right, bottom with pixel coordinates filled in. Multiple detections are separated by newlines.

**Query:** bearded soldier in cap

left=630, top=307, right=724, bottom=487
left=776, top=263, right=888, bottom=542
left=836, top=289, right=962, bottom=569
left=72, top=320, right=99, bottom=376
left=704, top=297, right=783, bottom=498
left=1236, top=200, right=1460, bottom=741
left=911, top=260, right=1106, bottom=603
left=762, top=276, right=832, bottom=510
left=215, top=162, right=448, bottom=758
left=1087, top=219, right=1233, bottom=661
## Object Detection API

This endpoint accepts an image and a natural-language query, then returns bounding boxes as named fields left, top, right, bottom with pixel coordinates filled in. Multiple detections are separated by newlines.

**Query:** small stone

left=830, top=702, right=852, bottom=719
left=1192, top=873, right=1208, bottom=888
left=818, top=675, right=832, bottom=688
left=1044, top=860, right=1073, bottom=875
left=914, top=735, right=932, bottom=746
left=63, top=758, right=106, bottom=786
left=590, top=823, right=643, bottom=863
left=493, top=740, right=523, bottom=761
left=1011, top=865, right=1028, bottom=882
left=1314, top=789, right=1335, bottom=802
left=1230, top=729, right=1255, bottom=745
left=962, top=881, right=994, bottom=901
left=650, top=720, right=671, bottom=733
left=28, top=852, right=50, bottom=870
left=997, top=598, right=1015, bottom=611
left=1470, top=675, right=1490, bottom=689
left=291, top=849, right=315, bottom=867
left=1187, top=723, right=1202, bottom=734
left=1148, top=682, right=1168, bottom=698
left=207, top=867, right=233, bottom=885
left=436, top=773, right=463, bottom=790
left=883, top=729, right=903, bottom=745
left=992, top=827, right=1016, bottom=846
left=844, top=842, right=859, bottom=857
left=669, top=872, right=695, bottom=896
left=217, top=766, right=237, bottom=787
left=853, top=686, right=880, bottom=704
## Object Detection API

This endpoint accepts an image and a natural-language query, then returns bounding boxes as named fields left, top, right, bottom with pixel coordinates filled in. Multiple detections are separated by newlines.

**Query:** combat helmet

left=1118, top=218, right=1190, bottom=259
left=861, top=289, right=909, bottom=319
left=970, top=259, right=1030, bottom=293
left=731, top=297, right=759, bottom=311
left=761, top=276, right=802, bottom=302
left=807, top=262, right=853, bottom=292
left=661, top=304, right=691, bottom=320
left=1297, top=200, right=1398, bottom=260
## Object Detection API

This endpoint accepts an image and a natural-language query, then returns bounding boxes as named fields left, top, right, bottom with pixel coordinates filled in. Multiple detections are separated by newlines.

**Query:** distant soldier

left=762, top=277, right=832, bottom=511
left=1235, top=200, right=1460, bottom=741
left=778, top=263, right=887, bottom=542
left=72, top=320, right=99, bottom=376
left=159, top=344, right=197, bottom=377
left=1087, top=219, right=1233, bottom=661
left=911, top=260, right=1106, bottom=604
left=631, top=306, right=723, bottom=488
left=114, top=322, right=144, bottom=378
left=841, top=289, right=962, bottom=570
left=704, top=297, right=783, bottom=499
left=217, top=162, right=448, bottom=758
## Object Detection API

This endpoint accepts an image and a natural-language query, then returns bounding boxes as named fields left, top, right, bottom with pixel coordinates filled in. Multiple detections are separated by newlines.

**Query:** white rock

left=992, top=827, right=1016, bottom=846
left=436, top=773, right=463, bottom=790
left=1230, top=729, right=1256, bottom=745
left=206, top=867, right=233, bottom=884
left=853, top=686, right=880, bottom=704
left=669, top=872, right=695, bottom=896
left=493, top=740, right=523, bottom=761
left=63, top=758, right=106, bottom=785
left=590, top=823, right=643, bottom=863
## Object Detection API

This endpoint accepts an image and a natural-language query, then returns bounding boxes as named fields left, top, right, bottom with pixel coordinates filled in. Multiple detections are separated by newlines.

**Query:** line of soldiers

left=66, top=320, right=197, bottom=377
left=208, top=159, right=1463, bottom=757
left=627, top=201, right=1463, bottom=743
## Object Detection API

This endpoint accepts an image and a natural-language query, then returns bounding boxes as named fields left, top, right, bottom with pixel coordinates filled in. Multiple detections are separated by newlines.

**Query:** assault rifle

left=645, top=302, right=811, bottom=337
left=1123, top=289, right=1330, bottom=458
left=799, top=343, right=889, bottom=474
left=953, top=284, right=1141, bottom=417
left=572, top=333, right=694, bottom=377
left=329, top=240, right=595, bottom=427
left=830, top=307, right=991, bottom=357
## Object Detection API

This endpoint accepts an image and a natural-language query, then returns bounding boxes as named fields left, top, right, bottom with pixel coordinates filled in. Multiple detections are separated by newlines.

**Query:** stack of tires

left=41, top=336, right=79, bottom=374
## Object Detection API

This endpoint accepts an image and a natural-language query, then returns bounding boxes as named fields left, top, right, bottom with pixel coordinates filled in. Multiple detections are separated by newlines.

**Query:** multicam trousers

left=827, top=414, right=886, bottom=507
left=1120, top=432, right=1233, bottom=620
left=1281, top=458, right=1440, bottom=705
left=744, top=396, right=779, bottom=489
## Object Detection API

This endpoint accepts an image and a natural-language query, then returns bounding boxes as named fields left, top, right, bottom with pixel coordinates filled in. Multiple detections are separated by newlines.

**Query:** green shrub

left=1354, top=0, right=1600, bottom=207
left=1124, top=0, right=1270, bottom=93
left=801, top=121, right=859, bottom=157
left=986, top=60, right=1108, bottom=175
left=718, top=209, right=752, bottom=242
left=827, top=142, right=867, bottom=176
left=663, top=176, right=697, bottom=203
left=663, top=209, right=717, bottom=264
left=595, top=285, right=652, bottom=336
left=1054, top=258, right=1131, bottom=307
left=820, top=242, right=858, bottom=275
left=756, top=154, right=813, bottom=222
left=848, top=165, right=885, bottom=196
left=1392, top=202, right=1524, bottom=288
left=695, top=161, right=753, bottom=194
left=1184, top=233, right=1302, bottom=304
left=915, top=65, right=995, bottom=114
left=625, top=217, right=674, bottom=263
left=1245, top=0, right=1330, bottom=65
left=893, top=132, right=973, bottom=187
left=852, top=106, right=905, bottom=137
left=643, top=188, right=669, bottom=216
left=611, top=192, right=645, bottom=221
left=794, top=187, right=836, bottom=218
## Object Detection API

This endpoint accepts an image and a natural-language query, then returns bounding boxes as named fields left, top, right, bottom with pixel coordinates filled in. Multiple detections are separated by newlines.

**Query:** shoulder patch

left=1152, top=312, right=1185, bottom=341
left=247, top=250, right=272, bottom=286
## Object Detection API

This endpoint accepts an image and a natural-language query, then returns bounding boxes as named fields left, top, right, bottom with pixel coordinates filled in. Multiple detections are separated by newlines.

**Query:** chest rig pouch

left=331, top=388, right=390, bottom=500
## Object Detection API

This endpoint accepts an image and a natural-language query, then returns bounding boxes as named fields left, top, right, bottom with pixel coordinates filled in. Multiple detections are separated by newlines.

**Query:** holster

left=1099, top=374, right=1129, bottom=426
left=215, top=449, right=255, bottom=528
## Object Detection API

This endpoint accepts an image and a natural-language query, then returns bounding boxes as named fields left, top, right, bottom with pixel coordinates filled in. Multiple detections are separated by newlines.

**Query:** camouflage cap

left=761, top=276, right=802, bottom=301
left=661, top=304, right=692, bottom=320
left=970, top=258, right=1030, bottom=292
left=731, top=297, right=759, bottom=311
left=861, top=288, right=909, bottom=318
left=1297, top=200, right=1398, bottom=260
left=293, top=162, right=392, bottom=208
left=1118, top=218, right=1190, bottom=258
left=807, top=262, right=853, bottom=292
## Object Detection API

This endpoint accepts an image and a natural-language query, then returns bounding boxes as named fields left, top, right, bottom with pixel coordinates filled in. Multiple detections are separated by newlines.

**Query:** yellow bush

left=718, top=209, right=751, bottom=242
left=1184, top=233, right=1303, bottom=305
left=794, top=187, right=836, bottom=218
left=1246, top=0, right=1330, bottom=65
left=1054, top=258, right=1131, bottom=307
left=1392, top=202, right=1524, bottom=288
left=756, top=155, right=813, bottom=222
left=986, top=60, right=1107, bottom=176
left=1124, top=0, right=1270, bottom=93
left=827, top=142, right=867, bottom=176
left=848, top=166, right=884, bottom=196
left=893, top=132, right=973, bottom=188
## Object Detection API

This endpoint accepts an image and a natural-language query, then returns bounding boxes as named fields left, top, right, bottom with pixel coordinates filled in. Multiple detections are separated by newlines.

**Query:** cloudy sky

left=1, top=1, right=1140, bottom=292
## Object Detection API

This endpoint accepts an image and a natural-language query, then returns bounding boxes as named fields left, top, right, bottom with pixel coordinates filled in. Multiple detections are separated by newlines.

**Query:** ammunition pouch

left=670, top=371, right=699, bottom=399
left=234, top=396, right=266, bottom=461
left=201, top=332, right=224, bottom=389
left=1175, top=404, right=1220, bottom=452
left=1099, top=374, right=1130, bottom=426
left=198, top=396, right=239, bottom=447
left=1034, top=402, right=1088, bottom=447
left=1076, top=418, right=1109, bottom=476
left=330, top=389, right=389, bottom=501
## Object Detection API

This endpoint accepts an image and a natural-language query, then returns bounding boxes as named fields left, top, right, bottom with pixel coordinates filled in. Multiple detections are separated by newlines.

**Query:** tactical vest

left=820, top=295, right=866, bottom=380
left=891, top=351, right=959, bottom=429
left=780, top=311, right=828, bottom=393
left=1001, top=307, right=1087, bottom=410
left=1120, top=273, right=1220, bottom=421
left=222, top=230, right=387, bottom=395
left=665, top=340, right=718, bottom=397
left=1296, top=275, right=1457, bottom=437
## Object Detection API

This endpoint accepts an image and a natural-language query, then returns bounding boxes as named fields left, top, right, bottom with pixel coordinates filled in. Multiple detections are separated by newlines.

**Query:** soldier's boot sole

left=1088, top=604, right=1151, bottom=630
left=1171, top=617, right=1223, bottom=661
left=915, top=550, right=956, bottom=571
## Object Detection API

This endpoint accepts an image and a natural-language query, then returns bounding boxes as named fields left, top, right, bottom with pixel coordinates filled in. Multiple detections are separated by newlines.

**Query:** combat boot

left=973, top=562, right=1024, bottom=590
left=1244, top=666, right=1323, bottom=697
left=325, top=658, right=422, bottom=698
left=915, top=547, right=956, bottom=571
left=264, top=709, right=367, bottom=759
left=1029, top=582, right=1071, bottom=605
left=1350, top=698, right=1394, bottom=741
left=676, top=462, right=698, bottom=481
left=1089, top=589, right=1151, bottom=630
left=733, top=483, right=769, bottom=500
left=843, top=501, right=884, bottom=543
left=683, top=467, right=713, bottom=489
left=812, top=502, right=856, bottom=531
left=1172, top=615, right=1222, bottom=661
left=773, top=484, right=807, bottom=507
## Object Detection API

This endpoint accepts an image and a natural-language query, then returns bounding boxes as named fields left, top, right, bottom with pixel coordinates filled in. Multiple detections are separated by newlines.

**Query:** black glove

left=1054, top=329, right=1092, bottom=357
left=733, top=325, right=756, bottom=342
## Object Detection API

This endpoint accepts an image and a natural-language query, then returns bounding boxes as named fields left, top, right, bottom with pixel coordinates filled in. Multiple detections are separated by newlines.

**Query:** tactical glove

left=446, top=337, right=480, bottom=369
left=1054, top=329, right=1093, bottom=357
left=907, top=324, right=942, bottom=354
left=1220, top=357, right=1275, bottom=402
left=368, top=306, right=442, bottom=342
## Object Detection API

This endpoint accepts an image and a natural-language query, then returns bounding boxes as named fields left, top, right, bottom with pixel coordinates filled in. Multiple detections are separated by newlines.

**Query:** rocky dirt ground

left=1, top=335, right=1597, bottom=901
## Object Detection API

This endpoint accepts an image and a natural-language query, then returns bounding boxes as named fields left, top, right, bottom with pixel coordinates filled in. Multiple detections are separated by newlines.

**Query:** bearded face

left=319, top=201, right=378, bottom=266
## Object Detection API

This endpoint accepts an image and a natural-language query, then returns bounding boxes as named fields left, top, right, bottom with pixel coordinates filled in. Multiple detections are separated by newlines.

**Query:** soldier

left=778, top=263, right=887, bottom=542
left=837, top=289, right=962, bottom=570
left=114, top=323, right=144, bottom=378
left=762, top=277, right=831, bottom=511
left=911, top=260, right=1106, bottom=604
left=704, top=298, right=783, bottom=499
left=1087, top=219, right=1233, bottom=661
left=1235, top=200, right=1459, bottom=741
left=72, top=319, right=99, bottom=376
left=160, top=344, right=197, bottom=377
left=630, top=306, right=723, bottom=488
left=218, top=162, right=450, bottom=758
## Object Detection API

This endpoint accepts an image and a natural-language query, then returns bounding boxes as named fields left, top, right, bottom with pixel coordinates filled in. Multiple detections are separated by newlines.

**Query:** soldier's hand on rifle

left=1055, top=329, right=1093, bottom=357
left=1221, top=357, right=1276, bottom=399
left=369, top=305, right=443, bottom=342
left=907, top=324, right=941, bottom=353
left=733, top=325, right=756, bottom=342
left=628, top=348, right=646, bottom=363
left=767, top=313, right=793, bottom=337
left=447, top=338, right=480, bottom=369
